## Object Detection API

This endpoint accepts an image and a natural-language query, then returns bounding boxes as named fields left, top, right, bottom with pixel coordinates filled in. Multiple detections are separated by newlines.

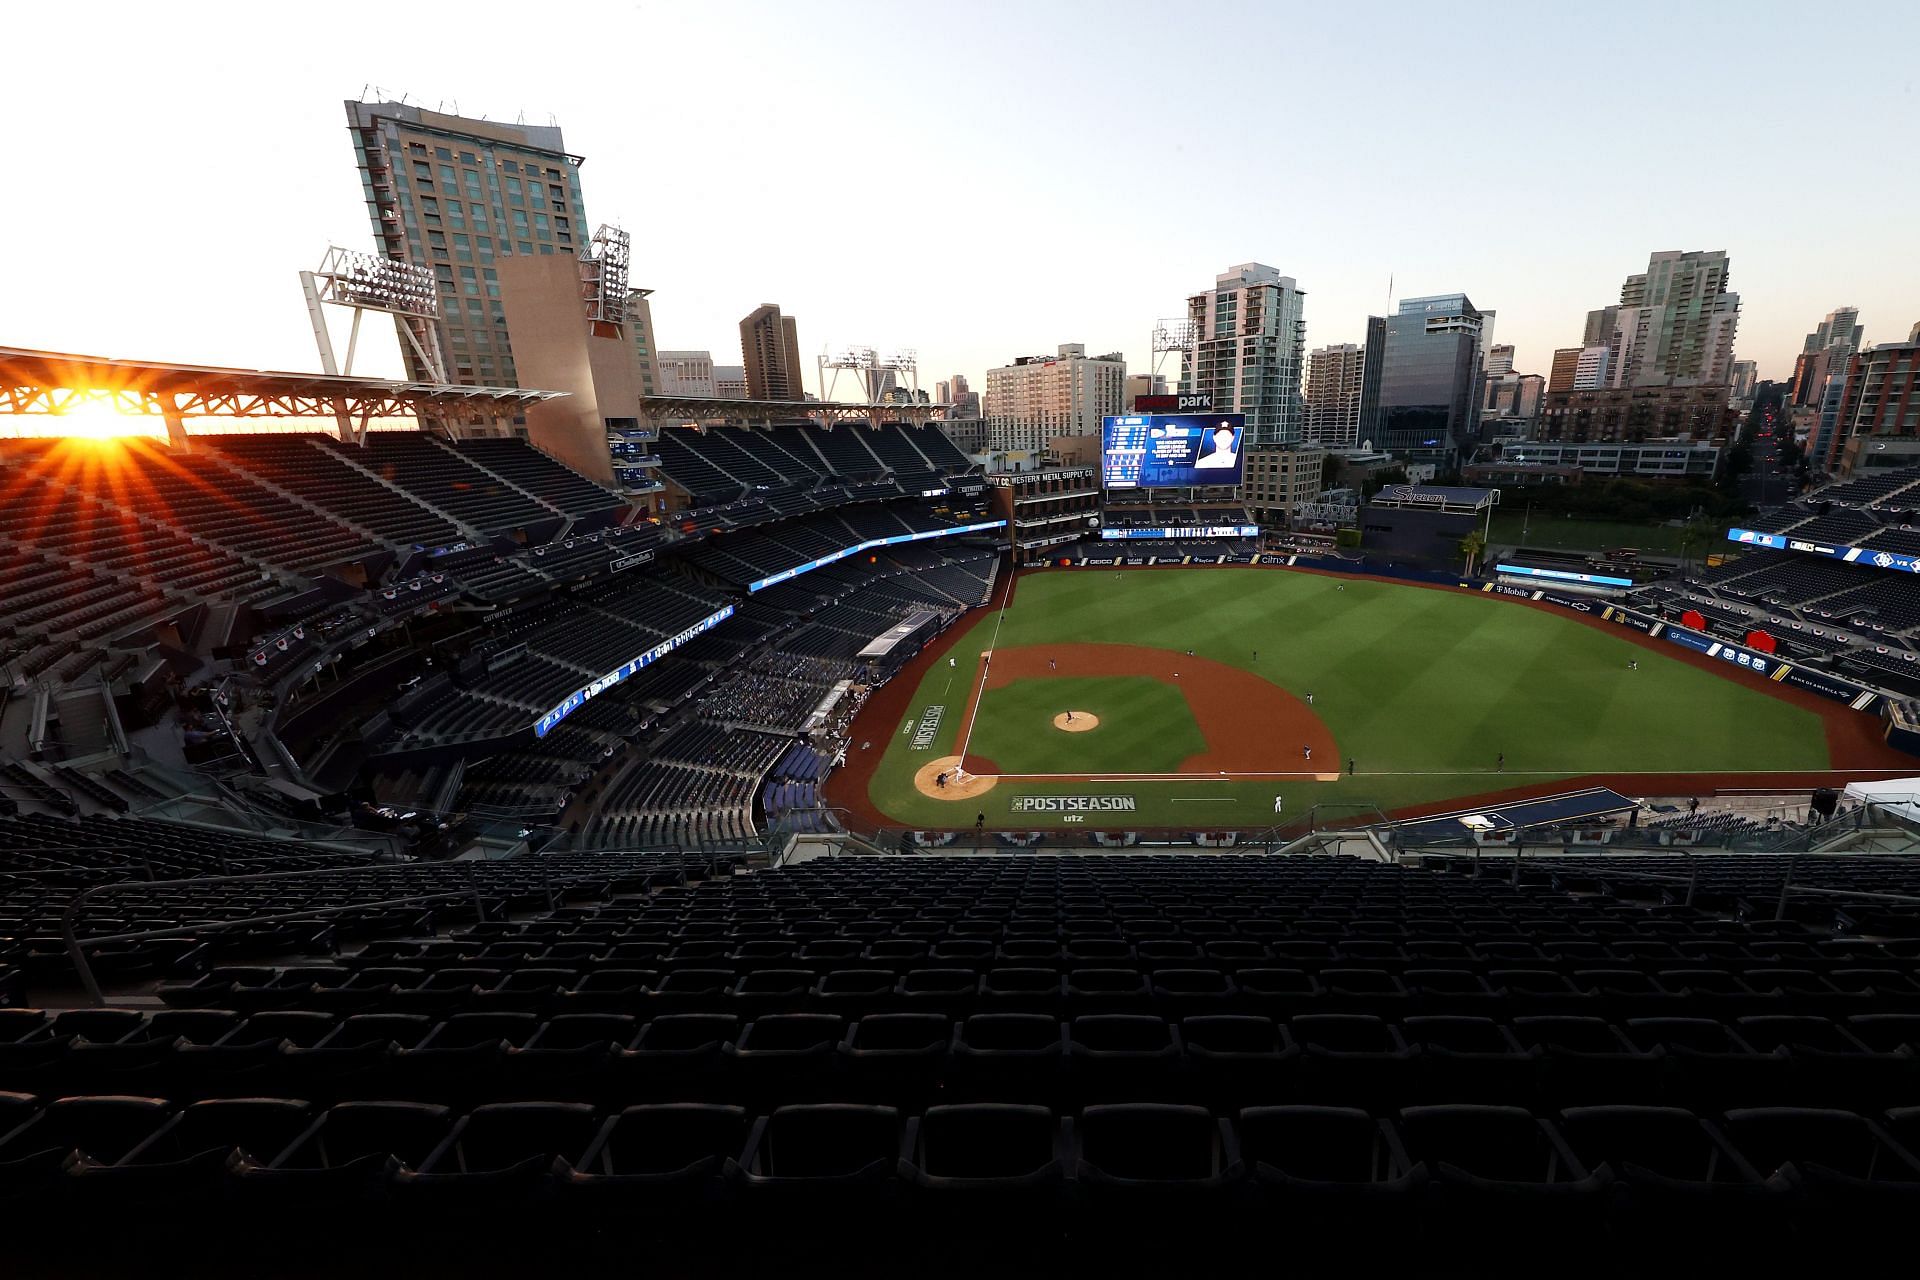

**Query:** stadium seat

left=236, top=1100, right=450, bottom=1206
left=840, top=1014, right=951, bottom=1107
left=401, top=1101, right=598, bottom=1198
left=735, top=1103, right=903, bottom=1210
left=1237, top=1106, right=1423, bottom=1244
left=951, top=1014, right=1067, bottom=1104
left=1721, top=1108, right=1920, bottom=1245
left=565, top=1103, right=749, bottom=1207
left=1291, top=1015, right=1413, bottom=1108
left=1398, top=1105, right=1609, bottom=1243
left=1067, top=1015, right=1182, bottom=1103
left=1556, top=1106, right=1776, bottom=1254
left=72, top=1098, right=313, bottom=1197
left=0, top=1095, right=173, bottom=1187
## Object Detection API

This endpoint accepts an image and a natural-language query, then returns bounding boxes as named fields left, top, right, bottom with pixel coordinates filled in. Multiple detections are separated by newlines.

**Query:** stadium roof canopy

left=1369, top=483, right=1501, bottom=513
left=0, top=346, right=565, bottom=429
left=638, top=394, right=949, bottom=427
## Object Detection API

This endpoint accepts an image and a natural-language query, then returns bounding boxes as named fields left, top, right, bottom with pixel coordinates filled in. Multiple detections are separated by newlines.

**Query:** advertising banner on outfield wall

left=1599, top=605, right=1663, bottom=636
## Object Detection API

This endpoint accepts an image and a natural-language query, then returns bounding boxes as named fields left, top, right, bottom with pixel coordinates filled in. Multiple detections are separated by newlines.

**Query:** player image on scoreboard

left=1192, top=423, right=1241, bottom=471
left=1102, top=413, right=1247, bottom=488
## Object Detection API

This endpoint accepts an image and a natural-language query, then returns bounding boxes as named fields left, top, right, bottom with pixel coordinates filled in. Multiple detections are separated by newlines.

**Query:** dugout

left=1359, top=484, right=1499, bottom=570
left=856, top=608, right=943, bottom=680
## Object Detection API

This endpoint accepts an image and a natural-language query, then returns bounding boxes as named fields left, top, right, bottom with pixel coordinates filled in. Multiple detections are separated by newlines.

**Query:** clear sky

left=3, top=0, right=1915, bottom=398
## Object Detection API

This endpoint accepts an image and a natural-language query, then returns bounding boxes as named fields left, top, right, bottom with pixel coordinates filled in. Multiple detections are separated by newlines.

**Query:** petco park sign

left=1011, top=795, right=1138, bottom=813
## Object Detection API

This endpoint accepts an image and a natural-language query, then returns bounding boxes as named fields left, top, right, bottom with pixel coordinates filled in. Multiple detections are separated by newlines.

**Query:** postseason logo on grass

left=910, top=705, right=945, bottom=750
left=1011, top=795, right=1138, bottom=813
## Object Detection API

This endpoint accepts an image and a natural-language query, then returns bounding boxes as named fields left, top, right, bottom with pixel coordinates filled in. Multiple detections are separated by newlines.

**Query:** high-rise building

left=1548, top=347, right=1584, bottom=393
left=345, top=100, right=591, bottom=392
left=984, top=344, right=1125, bottom=454
left=1828, top=324, right=1920, bottom=475
left=712, top=366, right=748, bottom=399
left=1358, top=315, right=1386, bottom=445
left=1792, top=306, right=1867, bottom=409
left=626, top=288, right=660, bottom=399
left=944, top=372, right=982, bottom=423
left=739, top=304, right=806, bottom=400
left=1604, top=250, right=1740, bottom=388
left=657, top=351, right=717, bottom=398
left=1582, top=307, right=1618, bottom=349
left=1184, top=263, right=1306, bottom=446
left=1536, top=384, right=1731, bottom=444
left=1486, top=344, right=1516, bottom=376
left=1376, top=293, right=1493, bottom=467
left=1123, top=372, right=1169, bottom=409
left=1804, top=306, right=1865, bottom=356
left=1482, top=371, right=1545, bottom=422
left=1303, top=343, right=1366, bottom=448
left=1730, top=359, right=1758, bottom=411
left=934, top=380, right=951, bottom=406
left=1573, top=346, right=1612, bottom=391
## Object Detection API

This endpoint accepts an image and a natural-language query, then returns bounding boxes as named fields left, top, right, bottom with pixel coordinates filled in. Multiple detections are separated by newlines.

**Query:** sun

left=31, top=397, right=164, bottom=443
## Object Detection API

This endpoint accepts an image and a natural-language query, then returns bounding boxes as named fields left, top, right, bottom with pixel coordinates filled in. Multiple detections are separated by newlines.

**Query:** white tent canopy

left=1843, top=777, right=1920, bottom=823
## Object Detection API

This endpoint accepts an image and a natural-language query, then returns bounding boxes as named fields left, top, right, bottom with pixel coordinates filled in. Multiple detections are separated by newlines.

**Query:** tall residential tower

left=1183, top=263, right=1306, bottom=446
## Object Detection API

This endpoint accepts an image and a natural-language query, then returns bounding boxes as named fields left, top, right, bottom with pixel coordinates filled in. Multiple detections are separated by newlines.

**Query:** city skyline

left=3, top=0, right=1917, bottom=407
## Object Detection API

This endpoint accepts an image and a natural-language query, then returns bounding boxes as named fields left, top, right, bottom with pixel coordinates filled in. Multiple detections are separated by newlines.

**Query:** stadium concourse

left=3, top=410, right=1920, bottom=1270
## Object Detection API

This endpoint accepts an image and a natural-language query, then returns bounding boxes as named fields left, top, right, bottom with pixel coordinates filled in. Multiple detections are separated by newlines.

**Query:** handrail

left=57, top=860, right=547, bottom=1007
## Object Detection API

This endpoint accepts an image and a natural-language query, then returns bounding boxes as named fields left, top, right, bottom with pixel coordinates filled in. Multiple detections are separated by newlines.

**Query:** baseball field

left=834, top=566, right=1911, bottom=831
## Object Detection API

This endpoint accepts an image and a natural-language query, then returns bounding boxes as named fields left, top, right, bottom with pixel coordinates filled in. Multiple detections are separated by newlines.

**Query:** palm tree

left=1459, top=530, right=1488, bottom=576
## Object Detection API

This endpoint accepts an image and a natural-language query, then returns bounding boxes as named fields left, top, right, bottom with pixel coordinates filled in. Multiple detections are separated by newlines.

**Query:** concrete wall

left=497, top=253, right=635, bottom=485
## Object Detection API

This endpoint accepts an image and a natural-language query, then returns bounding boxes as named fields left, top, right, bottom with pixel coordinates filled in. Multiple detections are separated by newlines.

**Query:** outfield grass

left=1488, top=512, right=1687, bottom=555
left=867, top=569, right=1830, bottom=829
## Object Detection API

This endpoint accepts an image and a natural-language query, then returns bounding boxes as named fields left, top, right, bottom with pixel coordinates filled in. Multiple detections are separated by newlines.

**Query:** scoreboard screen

left=1102, top=414, right=1247, bottom=488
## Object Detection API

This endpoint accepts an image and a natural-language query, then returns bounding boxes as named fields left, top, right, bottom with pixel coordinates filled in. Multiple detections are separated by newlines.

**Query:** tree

left=1459, top=529, right=1488, bottom=576
left=1676, top=516, right=1714, bottom=573
left=1362, top=467, right=1409, bottom=500
left=1320, top=453, right=1342, bottom=492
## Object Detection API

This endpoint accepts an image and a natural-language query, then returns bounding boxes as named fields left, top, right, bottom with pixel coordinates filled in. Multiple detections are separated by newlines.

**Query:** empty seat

left=567, top=1103, right=749, bottom=1203
left=1237, top=1106, right=1422, bottom=1241
left=1723, top=1108, right=1920, bottom=1243
left=901, top=1103, right=1066, bottom=1211
left=237, top=1101, right=452, bottom=1199
left=76, top=1098, right=313, bottom=1192
left=736, top=1103, right=902, bottom=1205
left=1398, top=1105, right=1608, bottom=1242
left=840, top=1014, right=951, bottom=1107
left=951, top=1014, right=1066, bottom=1104
left=1292, top=1015, right=1413, bottom=1108
left=1557, top=1106, right=1773, bottom=1251
left=403, top=1101, right=598, bottom=1195
left=1405, top=1016, right=1535, bottom=1105
left=1067, top=1015, right=1181, bottom=1103
left=0, top=1095, right=172, bottom=1183
left=1076, top=1103, right=1239, bottom=1204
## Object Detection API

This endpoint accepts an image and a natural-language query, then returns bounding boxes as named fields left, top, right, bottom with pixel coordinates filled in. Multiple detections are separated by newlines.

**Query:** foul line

left=970, top=766, right=1906, bottom=782
left=954, top=563, right=1017, bottom=767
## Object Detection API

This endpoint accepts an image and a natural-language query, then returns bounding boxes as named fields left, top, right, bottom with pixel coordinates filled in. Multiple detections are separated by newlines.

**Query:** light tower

left=299, top=245, right=446, bottom=384
left=1152, top=316, right=1193, bottom=392
left=818, top=347, right=923, bottom=422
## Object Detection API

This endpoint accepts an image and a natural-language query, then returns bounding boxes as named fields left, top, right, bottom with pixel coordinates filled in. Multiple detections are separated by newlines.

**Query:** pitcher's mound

left=1053, top=712, right=1099, bottom=733
left=913, top=755, right=997, bottom=801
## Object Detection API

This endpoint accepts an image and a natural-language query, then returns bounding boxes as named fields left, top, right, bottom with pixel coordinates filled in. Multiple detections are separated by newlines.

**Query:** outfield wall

left=1481, top=581, right=1894, bottom=716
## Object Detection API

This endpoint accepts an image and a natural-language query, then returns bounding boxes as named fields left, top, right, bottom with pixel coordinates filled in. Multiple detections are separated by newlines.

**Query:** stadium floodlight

left=300, top=245, right=448, bottom=384
left=819, top=346, right=922, bottom=406
left=580, top=224, right=631, bottom=330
